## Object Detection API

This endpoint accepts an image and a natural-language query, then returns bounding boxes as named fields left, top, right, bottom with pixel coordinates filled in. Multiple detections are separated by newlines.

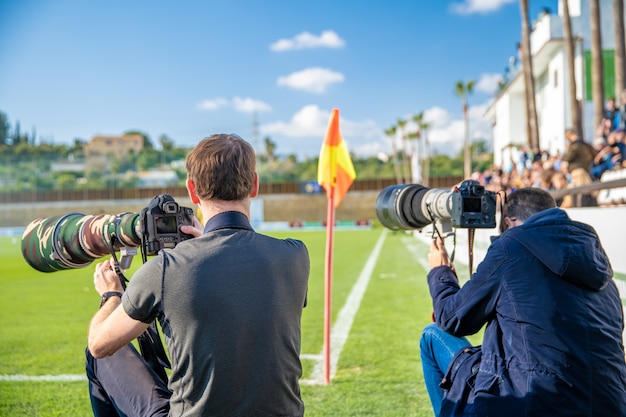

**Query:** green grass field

left=6, top=223, right=621, bottom=417
left=1, top=227, right=451, bottom=416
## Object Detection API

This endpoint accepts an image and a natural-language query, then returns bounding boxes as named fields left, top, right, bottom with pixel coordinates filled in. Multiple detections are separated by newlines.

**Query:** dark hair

left=185, top=133, right=256, bottom=201
left=503, top=187, right=556, bottom=222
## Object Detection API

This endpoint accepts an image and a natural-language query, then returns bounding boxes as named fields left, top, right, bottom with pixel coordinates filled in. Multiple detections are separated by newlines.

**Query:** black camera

left=140, top=194, right=195, bottom=256
left=450, top=180, right=496, bottom=228
left=376, top=180, right=496, bottom=231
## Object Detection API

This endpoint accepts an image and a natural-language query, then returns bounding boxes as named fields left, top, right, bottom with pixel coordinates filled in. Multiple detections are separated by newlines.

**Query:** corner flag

left=317, top=108, right=356, bottom=385
left=317, top=108, right=356, bottom=208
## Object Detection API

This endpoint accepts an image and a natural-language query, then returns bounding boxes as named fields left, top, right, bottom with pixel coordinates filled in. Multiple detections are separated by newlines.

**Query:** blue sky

left=0, top=0, right=558, bottom=159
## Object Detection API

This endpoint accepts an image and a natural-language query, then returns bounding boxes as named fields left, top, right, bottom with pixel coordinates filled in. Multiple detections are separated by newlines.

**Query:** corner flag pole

left=323, top=185, right=335, bottom=385
left=317, top=108, right=356, bottom=385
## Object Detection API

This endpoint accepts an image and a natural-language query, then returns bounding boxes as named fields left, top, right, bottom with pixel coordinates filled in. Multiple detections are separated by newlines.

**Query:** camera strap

left=107, top=231, right=171, bottom=383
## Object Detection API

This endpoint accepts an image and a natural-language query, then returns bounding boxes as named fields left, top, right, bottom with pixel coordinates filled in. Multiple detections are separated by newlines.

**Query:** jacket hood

left=504, top=208, right=613, bottom=290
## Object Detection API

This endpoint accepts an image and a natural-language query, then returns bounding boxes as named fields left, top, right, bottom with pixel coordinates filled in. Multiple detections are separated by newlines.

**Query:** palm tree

left=384, top=125, right=403, bottom=184
left=562, top=0, right=582, bottom=134
left=613, top=0, right=626, bottom=99
left=406, top=130, right=419, bottom=182
left=264, top=136, right=276, bottom=163
left=396, top=118, right=410, bottom=183
left=413, top=112, right=431, bottom=186
left=454, top=80, right=475, bottom=179
left=590, top=0, right=605, bottom=129
left=519, top=0, right=540, bottom=150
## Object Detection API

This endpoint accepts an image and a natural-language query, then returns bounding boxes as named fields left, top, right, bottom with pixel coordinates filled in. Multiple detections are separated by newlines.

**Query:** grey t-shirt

left=123, top=227, right=309, bottom=417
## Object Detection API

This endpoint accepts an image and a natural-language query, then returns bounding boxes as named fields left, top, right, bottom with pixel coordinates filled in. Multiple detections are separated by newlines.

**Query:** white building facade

left=485, top=0, right=624, bottom=168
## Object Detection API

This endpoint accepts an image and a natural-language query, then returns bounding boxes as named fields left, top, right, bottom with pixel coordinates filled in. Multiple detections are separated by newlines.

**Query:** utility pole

left=251, top=111, right=259, bottom=155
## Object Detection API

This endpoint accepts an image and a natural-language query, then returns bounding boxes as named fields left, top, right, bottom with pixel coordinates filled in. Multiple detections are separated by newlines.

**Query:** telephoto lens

left=21, top=212, right=141, bottom=273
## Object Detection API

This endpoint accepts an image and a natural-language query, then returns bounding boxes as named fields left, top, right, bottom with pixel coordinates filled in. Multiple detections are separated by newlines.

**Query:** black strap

left=137, top=323, right=171, bottom=383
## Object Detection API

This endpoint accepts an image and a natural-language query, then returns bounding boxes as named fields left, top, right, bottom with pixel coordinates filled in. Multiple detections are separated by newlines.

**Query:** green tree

left=264, top=136, right=276, bottom=162
left=54, top=172, right=79, bottom=190
left=384, top=125, right=402, bottom=184
left=0, top=112, right=9, bottom=146
left=454, top=80, right=475, bottom=179
left=159, top=134, right=175, bottom=164
left=396, top=118, right=410, bottom=183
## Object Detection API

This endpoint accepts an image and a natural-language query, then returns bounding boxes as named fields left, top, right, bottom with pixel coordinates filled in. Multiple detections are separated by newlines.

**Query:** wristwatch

left=99, top=291, right=123, bottom=308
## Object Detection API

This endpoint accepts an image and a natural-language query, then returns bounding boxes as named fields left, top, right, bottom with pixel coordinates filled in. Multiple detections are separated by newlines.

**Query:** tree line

left=0, top=110, right=492, bottom=193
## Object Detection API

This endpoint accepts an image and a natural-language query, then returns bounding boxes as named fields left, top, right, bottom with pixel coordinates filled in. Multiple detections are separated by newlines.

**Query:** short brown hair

left=504, top=187, right=556, bottom=222
left=185, top=134, right=256, bottom=201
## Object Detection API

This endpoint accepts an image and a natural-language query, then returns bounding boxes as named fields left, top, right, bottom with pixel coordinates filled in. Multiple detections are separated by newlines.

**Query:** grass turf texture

left=10, top=225, right=617, bottom=416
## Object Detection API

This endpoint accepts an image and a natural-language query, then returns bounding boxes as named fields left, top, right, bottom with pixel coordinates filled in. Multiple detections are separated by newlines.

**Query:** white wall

left=416, top=206, right=626, bottom=276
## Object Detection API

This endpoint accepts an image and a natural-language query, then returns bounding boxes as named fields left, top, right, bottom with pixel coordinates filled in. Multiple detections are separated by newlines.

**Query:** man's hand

left=180, top=216, right=203, bottom=238
left=428, top=237, right=454, bottom=270
left=94, top=258, right=124, bottom=296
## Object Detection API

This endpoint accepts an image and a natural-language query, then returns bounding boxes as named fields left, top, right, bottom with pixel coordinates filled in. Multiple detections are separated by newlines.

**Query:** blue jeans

left=420, top=323, right=471, bottom=417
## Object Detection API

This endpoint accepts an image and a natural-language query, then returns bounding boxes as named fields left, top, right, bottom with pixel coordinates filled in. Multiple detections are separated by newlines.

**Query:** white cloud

left=261, top=105, right=332, bottom=138
left=449, top=0, right=515, bottom=14
left=422, top=103, right=493, bottom=155
left=277, top=67, right=345, bottom=94
left=270, top=30, right=346, bottom=52
left=232, top=97, right=272, bottom=113
left=475, top=73, right=503, bottom=95
left=261, top=104, right=378, bottom=139
left=197, top=97, right=272, bottom=113
left=196, top=98, right=228, bottom=111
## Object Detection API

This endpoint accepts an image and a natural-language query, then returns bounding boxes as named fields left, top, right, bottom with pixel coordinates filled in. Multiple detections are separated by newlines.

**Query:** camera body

left=375, top=180, right=496, bottom=232
left=450, top=180, right=496, bottom=229
left=141, top=194, right=195, bottom=256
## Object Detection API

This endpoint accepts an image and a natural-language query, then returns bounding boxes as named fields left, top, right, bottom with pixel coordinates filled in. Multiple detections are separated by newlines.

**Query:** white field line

left=0, top=374, right=87, bottom=381
left=300, top=229, right=388, bottom=386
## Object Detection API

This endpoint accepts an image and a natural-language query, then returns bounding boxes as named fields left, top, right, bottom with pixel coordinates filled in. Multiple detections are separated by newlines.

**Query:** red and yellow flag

left=317, top=108, right=357, bottom=208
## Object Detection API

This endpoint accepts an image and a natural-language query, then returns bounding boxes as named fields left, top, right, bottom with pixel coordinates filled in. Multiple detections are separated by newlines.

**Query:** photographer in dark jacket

left=420, top=187, right=626, bottom=417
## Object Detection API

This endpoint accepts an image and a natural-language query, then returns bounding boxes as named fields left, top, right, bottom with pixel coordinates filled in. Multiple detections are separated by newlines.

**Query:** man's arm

left=87, top=259, right=150, bottom=358
left=427, top=238, right=502, bottom=336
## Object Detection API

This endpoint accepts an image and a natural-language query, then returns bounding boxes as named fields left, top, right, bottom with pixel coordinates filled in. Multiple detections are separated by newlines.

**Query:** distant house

left=484, top=0, right=622, bottom=167
left=84, top=134, right=144, bottom=161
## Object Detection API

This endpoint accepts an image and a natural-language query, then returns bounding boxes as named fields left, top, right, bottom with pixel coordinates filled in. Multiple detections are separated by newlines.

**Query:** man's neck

left=198, top=199, right=250, bottom=226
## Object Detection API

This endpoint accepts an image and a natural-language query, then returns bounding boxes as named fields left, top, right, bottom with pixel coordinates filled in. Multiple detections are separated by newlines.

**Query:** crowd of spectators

left=470, top=95, right=626, bottom=208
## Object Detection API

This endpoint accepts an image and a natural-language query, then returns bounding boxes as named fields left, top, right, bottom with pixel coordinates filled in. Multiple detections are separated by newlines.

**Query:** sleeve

left=428, top=241, right=506, bottom=336
left=561, top=143, right=575, bottom=164
left=121, top=255, right=164, bottom=323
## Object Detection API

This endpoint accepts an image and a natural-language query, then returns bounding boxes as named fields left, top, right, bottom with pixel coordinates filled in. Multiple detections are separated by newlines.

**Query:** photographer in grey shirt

left=86, top=133, right=310, bottom=417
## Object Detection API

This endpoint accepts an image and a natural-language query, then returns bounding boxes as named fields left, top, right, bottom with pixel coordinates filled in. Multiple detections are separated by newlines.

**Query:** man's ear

left=186, top=178, right=200, bottom=205
left=249, top=173, right=259, bottom=198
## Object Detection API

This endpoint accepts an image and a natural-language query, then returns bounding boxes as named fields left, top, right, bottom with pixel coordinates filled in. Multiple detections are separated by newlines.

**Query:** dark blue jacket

left=428, top=208, right=626, bottom=416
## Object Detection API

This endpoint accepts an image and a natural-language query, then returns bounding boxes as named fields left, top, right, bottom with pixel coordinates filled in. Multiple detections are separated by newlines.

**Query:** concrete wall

left=430, top=206, right=626, bottom=275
